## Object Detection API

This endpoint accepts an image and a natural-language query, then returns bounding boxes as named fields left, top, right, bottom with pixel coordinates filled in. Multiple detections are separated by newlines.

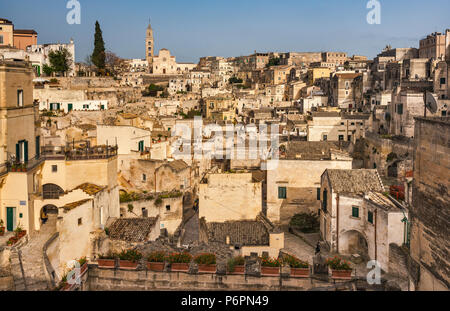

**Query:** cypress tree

left=91, top=21, right=106, bottom=72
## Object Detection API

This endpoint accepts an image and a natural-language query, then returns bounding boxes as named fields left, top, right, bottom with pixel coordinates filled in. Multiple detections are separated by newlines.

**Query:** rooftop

left=108, top=218, right=159, bottom=242
left=206, top=220, right=269, bottom=246
left=74, top=183, right=105, bottom=196
left=325, top=169, right=384, bottom=194
left=62, top=199, right=92, bottom=212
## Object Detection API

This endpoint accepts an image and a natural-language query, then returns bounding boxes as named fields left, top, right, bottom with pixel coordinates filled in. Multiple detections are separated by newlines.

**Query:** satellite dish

left=425, top=91, right=438, bottom=114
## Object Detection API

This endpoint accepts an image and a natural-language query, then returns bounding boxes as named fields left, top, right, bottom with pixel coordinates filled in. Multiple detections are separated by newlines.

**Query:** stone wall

left=410, top=117, right=450, bottom=290
left=86, top=265, right=331, bottom=291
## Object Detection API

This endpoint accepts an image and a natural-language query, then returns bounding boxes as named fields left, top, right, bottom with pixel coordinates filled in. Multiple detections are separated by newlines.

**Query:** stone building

left=199, top=171, right=262, bottom=223
left=145, top=23, right=154, bottom=71
left=419, top=30, right=449, bottom=60
left=266, top=141, right=353, bottom=225
left=319, top=169, right=407, bottom=272
left=330, top=73, right=361, bottom=109
left=409, top=117, right=449, bottom=290
left=0, top=59, right=41, bottom=234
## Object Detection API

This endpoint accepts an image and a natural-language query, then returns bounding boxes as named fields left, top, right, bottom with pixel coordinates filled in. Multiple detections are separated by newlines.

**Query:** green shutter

left=278, top=187, right=286, bottom=199
left=16, top=143, right=20, bottom=162
left=368, top=211, right=374, bottom=224
left=352, top=206, right=359, bottom=218
left=24, top=141, right=28, bottom=163
left=35, top=136, right=40, bottom=158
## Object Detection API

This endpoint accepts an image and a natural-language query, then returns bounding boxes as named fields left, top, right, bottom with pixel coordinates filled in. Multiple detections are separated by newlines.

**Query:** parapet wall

left=85, top=265, right=331, bottom=291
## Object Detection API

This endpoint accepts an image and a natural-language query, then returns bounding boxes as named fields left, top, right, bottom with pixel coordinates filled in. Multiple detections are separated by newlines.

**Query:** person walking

left=41, top=207, right=48, bottom=225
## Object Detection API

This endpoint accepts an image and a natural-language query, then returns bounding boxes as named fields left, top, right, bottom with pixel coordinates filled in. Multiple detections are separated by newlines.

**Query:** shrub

left=78, top=257, right=87, bottom=266
left=326, top=256, right=352, bottom=270
left=147, top=251, right=166, bottom=263
left=227, top=256, right=245, bottom=272
left=98, top=251, right=117, bottom=260
left=261, top=257, right=282, bottom=267
left=118, top=249, right=143, bottom=262
left=194, top=253, right=216, bottom=265
left=284, top=254, right=308, bottom=268
left=289, top=213, right=319, bottom=233
left=155, top=197, right=163, bottom=206
left=166, top=252, right=192, bottom=264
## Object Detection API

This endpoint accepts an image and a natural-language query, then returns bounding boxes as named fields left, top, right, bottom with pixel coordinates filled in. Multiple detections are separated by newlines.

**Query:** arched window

left=43, top=184, right=64, bottom=199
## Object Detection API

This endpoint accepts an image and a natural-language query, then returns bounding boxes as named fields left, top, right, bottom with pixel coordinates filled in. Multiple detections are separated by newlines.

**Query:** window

left=323, top=134, right=328, bottom=141
left=278, top=187, right=287, bottom=199
left=316, top=188, right=321, bottom=200
left=322, top=189, right=328, bottom=212
left=17, top=90, right=23, bottom=107
left=78, top=218, right=82, bottom=226
left=52, top=165, right=57, bottom=172
left=0, top=35, right=3, bottom=44
left=397, top=104, right=403, bottom=115
left=142, top=174, right=146, bottom=181
left=165, top=205, right=171, bottom=211
left=352, top=206, right=359, bottom=218
left=338, top=135, right=344, bottom=141
left=440, top=78, right=446, bottom=85
left=442, top=111, right=447, bottom=117
left=368, top=211, right=374, bottom=224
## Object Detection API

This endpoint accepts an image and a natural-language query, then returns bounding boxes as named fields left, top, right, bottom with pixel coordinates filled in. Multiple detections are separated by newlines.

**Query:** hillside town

left=0, top=16, right=448, bottom=292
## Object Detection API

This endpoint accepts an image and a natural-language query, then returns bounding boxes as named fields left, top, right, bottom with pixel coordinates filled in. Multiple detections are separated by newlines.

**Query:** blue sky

left=1, top=0, right=449, bottom=63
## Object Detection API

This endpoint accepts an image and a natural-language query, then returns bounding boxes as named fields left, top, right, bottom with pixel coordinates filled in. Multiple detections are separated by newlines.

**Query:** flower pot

left=171, top=263, right=190, bottom=272
left=261, top=266, right=280, bottom=276
left=18, top=231, right=26, bottom=238
left=198, top=264, right=216, bottom=273
left=147, top=262, right=165, bottom=272
left=119, top=260, right=138, bottom=270
left=290, top=267, right=310, bottom=278
left=229, top=265, right=245, bottom=275
left=0, top=227, right=5, bottom=236
left=97, top=259, right=115, bottom=268
left=330, top=269, right=352, bottom=280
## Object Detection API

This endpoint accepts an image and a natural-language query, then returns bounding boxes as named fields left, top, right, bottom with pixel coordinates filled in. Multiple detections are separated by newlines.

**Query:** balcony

left=42, top=144, right=118, bottom=161
left=0, top=156, right=45, bottom=176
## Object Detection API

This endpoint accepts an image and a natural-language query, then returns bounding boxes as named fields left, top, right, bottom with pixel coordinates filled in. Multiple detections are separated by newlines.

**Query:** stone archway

left=340, top=230, right=369, bottom=258
left=42, top=204, right=58, bottom=215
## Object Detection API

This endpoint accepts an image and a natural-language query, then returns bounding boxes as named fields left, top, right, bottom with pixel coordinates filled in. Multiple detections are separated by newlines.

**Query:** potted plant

left=260, top=257, right=282, bottom=276
left=118, top=249, right=142, bottom=270
left=227, top=256, right=245, bottom=274
left=326, top=256, right=352, bottom=279
left=284, top=254, right=310, bottom=278
left=167, top=252, right=192, bottom=272
left=15, top=225, right=26, bottom=239
left=97, top=252, right=117, bottom=268
left=0, top=220, right=5, bottom=236
left=194, top=253, right=217, bottom=273
left=147, top=251, right=166, bottom=272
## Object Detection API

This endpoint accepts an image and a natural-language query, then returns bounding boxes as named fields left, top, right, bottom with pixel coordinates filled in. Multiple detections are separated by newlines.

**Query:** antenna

left=424, top=91, right=438, bottom=117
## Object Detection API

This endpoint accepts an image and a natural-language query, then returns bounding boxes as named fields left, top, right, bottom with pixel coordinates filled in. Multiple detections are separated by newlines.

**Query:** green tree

left=48, top=48, right=72, bottom=75
left=266, top=57, right=281, bottom=68
left=91, top=21, right=106, bottom=73
left=42, top=64, right=54, bottom=76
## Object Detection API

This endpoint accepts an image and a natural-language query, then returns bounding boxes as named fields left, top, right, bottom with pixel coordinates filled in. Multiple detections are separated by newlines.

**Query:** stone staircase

left=10, top=215, right=57, bottom=291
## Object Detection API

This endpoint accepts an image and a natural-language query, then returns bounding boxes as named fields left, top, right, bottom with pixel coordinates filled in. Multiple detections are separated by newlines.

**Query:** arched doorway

left=340, top=230, right=369, bottom=259
left=42, top=204, right=58, bottom=215
left=388, top=161, right=399, bottom=178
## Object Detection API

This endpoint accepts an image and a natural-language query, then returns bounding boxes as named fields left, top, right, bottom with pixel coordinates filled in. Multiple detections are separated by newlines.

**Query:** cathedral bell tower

left=146, top=21, right=154, bottom=73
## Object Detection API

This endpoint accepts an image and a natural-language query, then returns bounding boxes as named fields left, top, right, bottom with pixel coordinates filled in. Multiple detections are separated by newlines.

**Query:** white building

left=28, top=39, right=76, bottom=77
left=39, top=100, right=108, bottom=112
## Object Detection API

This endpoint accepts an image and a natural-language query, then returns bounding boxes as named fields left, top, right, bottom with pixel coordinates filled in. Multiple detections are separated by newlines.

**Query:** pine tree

left=91, top=21, right=106, bottom=72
